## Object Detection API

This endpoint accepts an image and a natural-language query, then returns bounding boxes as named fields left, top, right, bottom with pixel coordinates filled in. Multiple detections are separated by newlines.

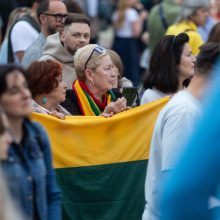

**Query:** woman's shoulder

left=24, top=118, right=46, bottom=134
left=141, top=88, right=167, bottom=104
left=61, top=89, right=82, bottom=115
left=126, top=8, right=139, bottom=19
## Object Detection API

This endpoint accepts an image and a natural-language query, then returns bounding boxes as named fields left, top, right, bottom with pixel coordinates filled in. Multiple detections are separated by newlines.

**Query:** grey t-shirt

left=142, top=90, right=201, bottom=220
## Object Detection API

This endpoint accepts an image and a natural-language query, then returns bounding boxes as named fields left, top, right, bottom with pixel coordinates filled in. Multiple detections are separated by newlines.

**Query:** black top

left=61, top=89, right=122, bottom=115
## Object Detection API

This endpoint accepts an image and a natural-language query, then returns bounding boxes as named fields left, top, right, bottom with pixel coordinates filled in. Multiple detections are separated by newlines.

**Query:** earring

left=42, top=96, right=47, bottom=105
left=90, top=79, right=94, bottom=86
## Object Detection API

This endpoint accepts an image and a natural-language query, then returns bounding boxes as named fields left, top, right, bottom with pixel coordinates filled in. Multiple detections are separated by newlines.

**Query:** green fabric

left=148, top=0, right=181, bottom=51
left=56, top=160, right=148, bottom=220
left=84, top=90, right=101, bottom=116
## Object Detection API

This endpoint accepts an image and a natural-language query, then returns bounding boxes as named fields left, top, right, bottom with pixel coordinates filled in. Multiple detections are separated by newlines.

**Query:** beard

left=47, top=25, right=64, bottom=35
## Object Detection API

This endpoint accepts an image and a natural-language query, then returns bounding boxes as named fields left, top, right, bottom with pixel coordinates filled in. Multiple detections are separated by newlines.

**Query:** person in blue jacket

left=160, top=59, right=220, bottom=220
left=0, top=64, right=61, bottom=220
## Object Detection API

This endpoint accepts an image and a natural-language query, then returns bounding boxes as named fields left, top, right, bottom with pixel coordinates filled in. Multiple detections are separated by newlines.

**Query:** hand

left=100, top=112, right=114, bottom=118
left=51, top=111, right=65, bottom=120
left=103, top=97, right=127, bottom=115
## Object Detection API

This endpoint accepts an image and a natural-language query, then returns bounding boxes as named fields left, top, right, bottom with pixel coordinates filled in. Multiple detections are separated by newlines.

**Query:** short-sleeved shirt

left=112, top=8, right=139, bottom=37
left=141, top=88, right=168, bottom=105
left=10, top=20, right=39, bottom=61
left=142, top=90, right=201, bottom=220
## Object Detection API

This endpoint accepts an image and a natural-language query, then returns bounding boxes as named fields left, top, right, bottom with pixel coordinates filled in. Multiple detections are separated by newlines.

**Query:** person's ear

left=39, top=14, right=46, bottom=24
left=60, top=30, right=65, bottom=43
left=85, top=69, right=94, bottom=85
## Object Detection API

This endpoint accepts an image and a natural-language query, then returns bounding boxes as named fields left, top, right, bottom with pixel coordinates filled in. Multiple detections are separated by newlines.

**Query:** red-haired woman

left=27, top=60, right=71, bottom=119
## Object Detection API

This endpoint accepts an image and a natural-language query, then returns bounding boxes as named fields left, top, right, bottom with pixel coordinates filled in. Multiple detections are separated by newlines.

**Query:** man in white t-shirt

left=142, top=42, right=220, bottom=220
left=10, top=0, right=41, bottom=63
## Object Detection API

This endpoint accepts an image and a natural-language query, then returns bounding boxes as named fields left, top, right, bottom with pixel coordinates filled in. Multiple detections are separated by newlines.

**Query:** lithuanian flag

left=31, top=97, right=169, bottom=220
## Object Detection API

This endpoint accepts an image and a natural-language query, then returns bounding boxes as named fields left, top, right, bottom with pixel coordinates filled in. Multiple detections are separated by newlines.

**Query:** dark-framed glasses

left=84, top=46, right=106, bottom=70
left=43, top=13, right=67, bottom=22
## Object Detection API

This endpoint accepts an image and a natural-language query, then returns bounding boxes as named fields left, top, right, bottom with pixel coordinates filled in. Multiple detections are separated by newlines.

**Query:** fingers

left=51, top=111, right=65, bottom=120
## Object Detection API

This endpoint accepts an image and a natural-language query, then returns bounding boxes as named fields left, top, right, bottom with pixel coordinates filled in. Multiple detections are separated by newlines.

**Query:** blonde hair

left=74, top=44, right=107, bottom=81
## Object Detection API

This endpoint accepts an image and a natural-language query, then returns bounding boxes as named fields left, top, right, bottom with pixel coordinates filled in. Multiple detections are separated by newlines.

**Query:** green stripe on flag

left=56, top=160, right=148, bottom=220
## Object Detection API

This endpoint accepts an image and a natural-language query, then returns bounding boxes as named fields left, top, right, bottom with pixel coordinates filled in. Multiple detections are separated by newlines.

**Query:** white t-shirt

left=142, top=91, right=201, bottom=220
left=10, top=20, right=39, bottom=62
left=113, top=8, right=139, bottom=38
left=141, top=88, right=167, bottom=105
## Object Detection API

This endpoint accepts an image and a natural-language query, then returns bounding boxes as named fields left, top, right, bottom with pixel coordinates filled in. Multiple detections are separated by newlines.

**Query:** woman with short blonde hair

left=61, top=44, right=127, bottom=116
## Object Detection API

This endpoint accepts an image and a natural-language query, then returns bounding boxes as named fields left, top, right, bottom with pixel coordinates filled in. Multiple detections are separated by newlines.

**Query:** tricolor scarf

left=72, top=80, right=116, bottom=116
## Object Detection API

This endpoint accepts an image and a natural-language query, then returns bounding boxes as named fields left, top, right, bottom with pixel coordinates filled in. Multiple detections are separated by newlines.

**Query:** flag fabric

left=31, top=97, right=169, bottom=220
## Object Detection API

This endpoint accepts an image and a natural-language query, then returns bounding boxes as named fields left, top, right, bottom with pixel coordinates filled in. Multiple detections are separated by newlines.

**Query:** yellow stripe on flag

left=31, top=97, right=169, bottom=168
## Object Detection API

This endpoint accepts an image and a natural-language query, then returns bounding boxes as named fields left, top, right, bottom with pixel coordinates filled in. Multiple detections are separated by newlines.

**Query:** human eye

left=84, top=34, right=90, bottom=39
left=7, top=87, right=19, bottom=95
left=73, top=33, right=80, bottom=38
left=105, top=65, right=112, bottom=71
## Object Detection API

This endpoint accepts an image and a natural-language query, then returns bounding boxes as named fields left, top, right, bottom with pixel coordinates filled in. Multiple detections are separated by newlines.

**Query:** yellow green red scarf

left=72, top=80, right=116, bottom=116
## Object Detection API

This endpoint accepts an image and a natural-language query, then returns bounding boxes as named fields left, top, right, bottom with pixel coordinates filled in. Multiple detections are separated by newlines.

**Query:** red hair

left=27, top=60, right=63, bottom=97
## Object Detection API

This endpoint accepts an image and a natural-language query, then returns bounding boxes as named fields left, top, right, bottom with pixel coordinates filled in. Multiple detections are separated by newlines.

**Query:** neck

left=85, top=81, right=103, bottom=101
left=42, top=28, right=49, bottom=37
left=8, top=117, right=24, bottom=144
left=35, top=96, right=58, bottom=112
left=186, top=74, right=207, bottom=100
left=178, top=77, right=186, bottom=91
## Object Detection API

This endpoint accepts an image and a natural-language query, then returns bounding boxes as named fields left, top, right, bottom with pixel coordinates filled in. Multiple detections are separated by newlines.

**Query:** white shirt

left=11, top=20, right=39, bottom=62
left=113, top=8, right=139, bottom=38
left=142, top=91, right=201, bottom=220
left=141, top=88, right=167, bottom=105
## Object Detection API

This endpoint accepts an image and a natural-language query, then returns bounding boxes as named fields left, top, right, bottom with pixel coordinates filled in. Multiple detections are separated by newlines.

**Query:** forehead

left=48, top=1, right=67, bottom=13
left=182, top=43, right=192, bottom=54
left=66, top=22, right=90, bottom=33
left=96, top=54, right=112, bottom=65
left=6, top=71, right=25, bottom=88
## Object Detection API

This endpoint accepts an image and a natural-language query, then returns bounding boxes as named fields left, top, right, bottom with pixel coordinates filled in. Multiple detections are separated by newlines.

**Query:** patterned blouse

left=32, top=100, right=71, bottom=116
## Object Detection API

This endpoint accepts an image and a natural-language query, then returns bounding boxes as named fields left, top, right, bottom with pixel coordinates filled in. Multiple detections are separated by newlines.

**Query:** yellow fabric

left=31, top=97, right=169, bottom=169
left=166, top=21, right=204, bottom=55
left=74, top=80, right=112, bottom=116
left=74, top=80, right=95, bottom=115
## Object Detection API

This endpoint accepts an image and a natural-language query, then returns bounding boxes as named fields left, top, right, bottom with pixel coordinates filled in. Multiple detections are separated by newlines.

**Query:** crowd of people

left=0, top=0, right=220, bottom=219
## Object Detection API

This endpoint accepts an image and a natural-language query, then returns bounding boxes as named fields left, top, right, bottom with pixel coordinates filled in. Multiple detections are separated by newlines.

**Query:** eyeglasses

left=84, top=46, right=106, bottom=70
left=43, top=13, right=67, bottom=22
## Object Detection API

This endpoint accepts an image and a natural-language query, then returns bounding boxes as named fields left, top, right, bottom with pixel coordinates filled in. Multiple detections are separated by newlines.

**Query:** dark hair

left=62, top=0, right=84, bottom=14
left=37, top=0, right=50, bottom=22
left=144, top=32, right=189, bottom=93
left=208, top=22, right=220, bottom=43
left=196, top=43, right=220, bottom=75
left=26, top=60, right=63, bottom=97
left=0, top=64, right=27, bottom=96
left=64, top=13, right=90, bottom=27
left=23, top=0, right=42, bottom=8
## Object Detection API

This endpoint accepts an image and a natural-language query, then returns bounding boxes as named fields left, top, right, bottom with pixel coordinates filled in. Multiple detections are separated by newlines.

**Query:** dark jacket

left=61, top=89, right=122, bottom=115
left=1, top=119, right=61, bottom=220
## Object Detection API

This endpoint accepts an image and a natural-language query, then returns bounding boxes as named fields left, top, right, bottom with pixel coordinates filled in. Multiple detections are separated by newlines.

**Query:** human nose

left=21, top=87, right=31, bottom=99
left=63, top=81, right=67, bottom=89
left=192, top=55, right=196, bottom=63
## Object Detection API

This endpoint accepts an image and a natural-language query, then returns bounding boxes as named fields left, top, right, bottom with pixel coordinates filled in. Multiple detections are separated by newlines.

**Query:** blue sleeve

left=160, top=62, right=220, bottom=220
left=35, top=123, right=62, bottom=220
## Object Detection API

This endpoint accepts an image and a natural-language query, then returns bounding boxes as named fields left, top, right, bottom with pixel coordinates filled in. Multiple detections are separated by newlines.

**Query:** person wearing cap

left=165, top=0, right=210, bottom=55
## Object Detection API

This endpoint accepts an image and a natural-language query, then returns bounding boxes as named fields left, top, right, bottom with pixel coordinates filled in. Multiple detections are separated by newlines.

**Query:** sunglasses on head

left=84, top=46, right=106, bottom=70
